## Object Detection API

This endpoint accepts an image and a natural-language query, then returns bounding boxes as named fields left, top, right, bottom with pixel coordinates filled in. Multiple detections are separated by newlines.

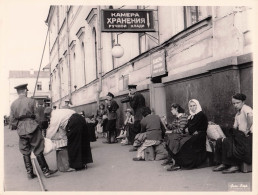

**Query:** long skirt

left=66, top=113, right=93, bottom=169
left=174, top=132, right=207, bottom=169
left=166, top=133, right=191, bottom=156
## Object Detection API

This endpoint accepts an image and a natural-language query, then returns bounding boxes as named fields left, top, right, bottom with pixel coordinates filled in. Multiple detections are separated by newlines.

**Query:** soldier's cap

left=128, top=84, right=137, bottom=89
left=107, top=92, right=114, bottom=98
left=14, top=84, right=29, bottom=91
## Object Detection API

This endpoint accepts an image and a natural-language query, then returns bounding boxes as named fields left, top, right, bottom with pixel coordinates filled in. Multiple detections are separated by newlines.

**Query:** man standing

left=128, top=84, right=146, bottom=144
left=9, top=84, right=57, bottom=179
left=103, top=92, right=119, bottom=144
left=44, top=107, right=93, bottom=170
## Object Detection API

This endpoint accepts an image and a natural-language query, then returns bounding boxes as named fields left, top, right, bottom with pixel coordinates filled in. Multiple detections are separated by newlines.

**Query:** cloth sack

left=207, top=121, right=226, bottom=141
left=144, top=146, right=155, bottom=161
left=43, top=138, right=57, bottom=155
left=96, top=123, right=103, bottom=133
left=56, top=147, right=70, bottom=172
left=154, top=142, right=168, bottom=160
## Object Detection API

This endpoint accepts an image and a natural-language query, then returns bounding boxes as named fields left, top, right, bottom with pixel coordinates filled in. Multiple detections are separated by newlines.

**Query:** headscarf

left=188, top=99, right=202, bottom=119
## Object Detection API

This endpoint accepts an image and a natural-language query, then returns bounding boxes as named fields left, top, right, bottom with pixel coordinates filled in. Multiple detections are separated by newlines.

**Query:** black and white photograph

left=0, top=0, right=257, bottom=193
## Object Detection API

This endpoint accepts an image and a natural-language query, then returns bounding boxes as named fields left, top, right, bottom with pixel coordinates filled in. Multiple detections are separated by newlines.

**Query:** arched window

left=92, top=27, right=98, bottom=79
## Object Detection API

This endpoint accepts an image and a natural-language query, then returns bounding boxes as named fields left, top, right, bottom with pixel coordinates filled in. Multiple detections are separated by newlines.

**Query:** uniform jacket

left=106, top=99, right=119, bottom=120
left=129, top=92, right=146, bottom=121
left=10, top=95, right=39, bottom=136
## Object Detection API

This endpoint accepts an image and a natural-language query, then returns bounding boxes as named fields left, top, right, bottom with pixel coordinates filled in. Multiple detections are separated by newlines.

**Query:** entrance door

left=149, top=83, right=167, bottom=117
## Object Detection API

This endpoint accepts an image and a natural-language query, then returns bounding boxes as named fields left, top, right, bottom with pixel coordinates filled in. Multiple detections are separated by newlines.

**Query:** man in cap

left=127, top=84, right=146, bottom=144
left=103, top=92, right=119, bottom=144
left=9, top=84, right=57, bottom=179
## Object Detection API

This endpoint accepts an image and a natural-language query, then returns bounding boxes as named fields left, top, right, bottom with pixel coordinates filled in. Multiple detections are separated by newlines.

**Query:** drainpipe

left=97, top=6, right=103, bottom=107
left=66, top=6, right=72, bottom=104
left=57, top=6, right=62, bottom=108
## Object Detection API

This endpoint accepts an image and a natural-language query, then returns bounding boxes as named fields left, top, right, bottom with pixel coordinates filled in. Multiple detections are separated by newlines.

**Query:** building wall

left=46, top=6, right=253, bottom=128
left=8, top=71, right=50, bottom=114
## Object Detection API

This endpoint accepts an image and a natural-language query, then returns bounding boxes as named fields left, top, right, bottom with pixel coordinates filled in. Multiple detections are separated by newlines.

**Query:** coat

left=10, top=95, right=39, bottom=136
left=129, top=92, right=146, bottom=121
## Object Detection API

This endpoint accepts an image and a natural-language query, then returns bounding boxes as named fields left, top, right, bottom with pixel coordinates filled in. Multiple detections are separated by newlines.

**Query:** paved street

left=4, top=126, right=252, bottom=192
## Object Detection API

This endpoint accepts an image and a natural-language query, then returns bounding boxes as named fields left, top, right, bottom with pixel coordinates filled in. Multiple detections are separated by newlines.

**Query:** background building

left=9, top=67, right=51, bottom=112
left=46, top=6, right=253, bottom=130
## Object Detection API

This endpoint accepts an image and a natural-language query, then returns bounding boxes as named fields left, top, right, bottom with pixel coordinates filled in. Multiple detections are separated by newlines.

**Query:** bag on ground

left=207, top=121, right=226, bottom=141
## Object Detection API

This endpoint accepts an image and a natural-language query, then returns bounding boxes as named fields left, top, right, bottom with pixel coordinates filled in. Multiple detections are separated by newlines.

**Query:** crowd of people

left=9, top=82, right=253, bottom=180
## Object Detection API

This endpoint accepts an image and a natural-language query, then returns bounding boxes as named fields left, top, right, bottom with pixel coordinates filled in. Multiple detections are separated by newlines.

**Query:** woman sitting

left=213, top=93, right=252, bottom=173
left=161, top=103, right=188, bottom=166
left=165, top=99, right=208, bottom=171
left=133, top=107, right=165, bottom=161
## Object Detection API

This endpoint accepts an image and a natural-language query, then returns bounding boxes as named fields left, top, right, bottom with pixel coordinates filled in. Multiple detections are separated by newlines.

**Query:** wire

left=33, top=27, right=49, bottom=97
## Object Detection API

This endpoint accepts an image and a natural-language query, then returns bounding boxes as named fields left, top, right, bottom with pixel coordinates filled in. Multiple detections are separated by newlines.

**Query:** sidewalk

left=4, top=126, right=252, bottom=191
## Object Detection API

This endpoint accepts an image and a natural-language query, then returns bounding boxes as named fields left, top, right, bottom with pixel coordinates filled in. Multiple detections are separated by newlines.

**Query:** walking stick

left=31, top=153, right=47, bottom=191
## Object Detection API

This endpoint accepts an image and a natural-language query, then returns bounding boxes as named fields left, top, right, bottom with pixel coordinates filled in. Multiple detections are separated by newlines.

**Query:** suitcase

left=144, top=146, right=155, bottom=161
left=56, top=147, right=70, bottom=172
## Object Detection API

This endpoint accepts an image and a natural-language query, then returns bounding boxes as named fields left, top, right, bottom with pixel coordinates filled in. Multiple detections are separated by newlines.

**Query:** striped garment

left=52, top=139, right=68, bottom=149
left=166, top=113, right=188, bottom=134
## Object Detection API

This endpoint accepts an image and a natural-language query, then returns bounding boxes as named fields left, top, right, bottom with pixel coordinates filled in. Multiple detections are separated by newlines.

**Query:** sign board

left=151, top=50, right=167, bottom=78
left=101, top=9, right=155, bottom=32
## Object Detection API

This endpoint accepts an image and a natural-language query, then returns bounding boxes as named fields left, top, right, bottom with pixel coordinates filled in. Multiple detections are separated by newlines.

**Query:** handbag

left=207, top=121, right=226, bottom=141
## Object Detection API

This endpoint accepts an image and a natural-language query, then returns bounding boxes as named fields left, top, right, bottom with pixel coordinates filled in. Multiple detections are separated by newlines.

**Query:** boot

left=103, top=132, right=111, bottom=144
left=36, top=153, right=57, bottom=178
left=23, top=155, right=37, bottom=179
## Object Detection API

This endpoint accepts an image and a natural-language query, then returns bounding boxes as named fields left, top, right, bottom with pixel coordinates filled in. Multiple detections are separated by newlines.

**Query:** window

left=184, top=6, right=210, bottom=28
left=123, top=75, right=129, bottom=90
left=139, top=33, right=159, bottom=54
left=37, top=82, right=42, bottom=91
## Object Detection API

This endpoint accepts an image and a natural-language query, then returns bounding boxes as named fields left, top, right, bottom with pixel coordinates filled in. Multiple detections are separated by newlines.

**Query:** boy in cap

left=127, top=84, right=146, bottom=145
left=103, top=92, right=119, bottom=144
left=10, top=84, right=57, bottom=179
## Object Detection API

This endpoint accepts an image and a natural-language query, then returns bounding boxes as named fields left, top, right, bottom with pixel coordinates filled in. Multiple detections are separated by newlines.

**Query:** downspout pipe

left=57, top=6, right=62, bottom=108
left=67, top=6, right=72, bottom=104
left=97, top=6, right=103, bottom=107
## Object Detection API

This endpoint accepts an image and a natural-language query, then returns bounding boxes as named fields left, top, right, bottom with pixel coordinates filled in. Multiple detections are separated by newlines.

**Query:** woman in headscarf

left=213, top=93, right=252, bottom=173
left=166, top=99, right=208, bottom=171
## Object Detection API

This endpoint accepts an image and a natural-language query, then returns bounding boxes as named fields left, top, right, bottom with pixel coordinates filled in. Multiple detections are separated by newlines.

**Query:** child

left=118, top=109, right=134, bottom=144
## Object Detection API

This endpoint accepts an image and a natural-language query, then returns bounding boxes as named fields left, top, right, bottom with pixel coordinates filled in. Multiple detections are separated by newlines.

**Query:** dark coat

left=173, top=111, right=208, bottom=169
left=106, top=99, right=119, bottom=120
left=129, top=92, right=146, bottom=121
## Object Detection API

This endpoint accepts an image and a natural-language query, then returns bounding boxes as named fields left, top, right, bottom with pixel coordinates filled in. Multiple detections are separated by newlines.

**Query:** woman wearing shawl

left=166, top=99, right=208, bottom=171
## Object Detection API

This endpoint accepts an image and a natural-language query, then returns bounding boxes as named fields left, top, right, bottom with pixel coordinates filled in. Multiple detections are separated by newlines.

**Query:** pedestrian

left=122, top=84, right=146, bottom=145
left=160, top=103, right=188, bottom=166
left=133, top=107, right=166, bottom=161
left=45, top=108, right=93, bottom=170
left=213, top=93, right=252, bottom=173
left=103, top=92, right=119, bottom=144
left=166, top=99, right=208, bottom=171
left=9, top=84, right=57, bottom=179
left=35, top=101, right=48, bottom=137
left=118, top=108, right=134, bottom=145
left=95, top=103, right=107, bottom=136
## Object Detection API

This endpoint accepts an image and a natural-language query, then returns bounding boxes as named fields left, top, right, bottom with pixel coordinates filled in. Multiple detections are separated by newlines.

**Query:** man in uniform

left=103, top=92, right=119, bottom=144
left=128, top=84, right=146, bottom=144
left=10, top=84, right=57, bottom=179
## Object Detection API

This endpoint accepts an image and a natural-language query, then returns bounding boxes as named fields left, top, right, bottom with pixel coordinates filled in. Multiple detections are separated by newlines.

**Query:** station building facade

left=45, top=5, right=253, bottom=129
